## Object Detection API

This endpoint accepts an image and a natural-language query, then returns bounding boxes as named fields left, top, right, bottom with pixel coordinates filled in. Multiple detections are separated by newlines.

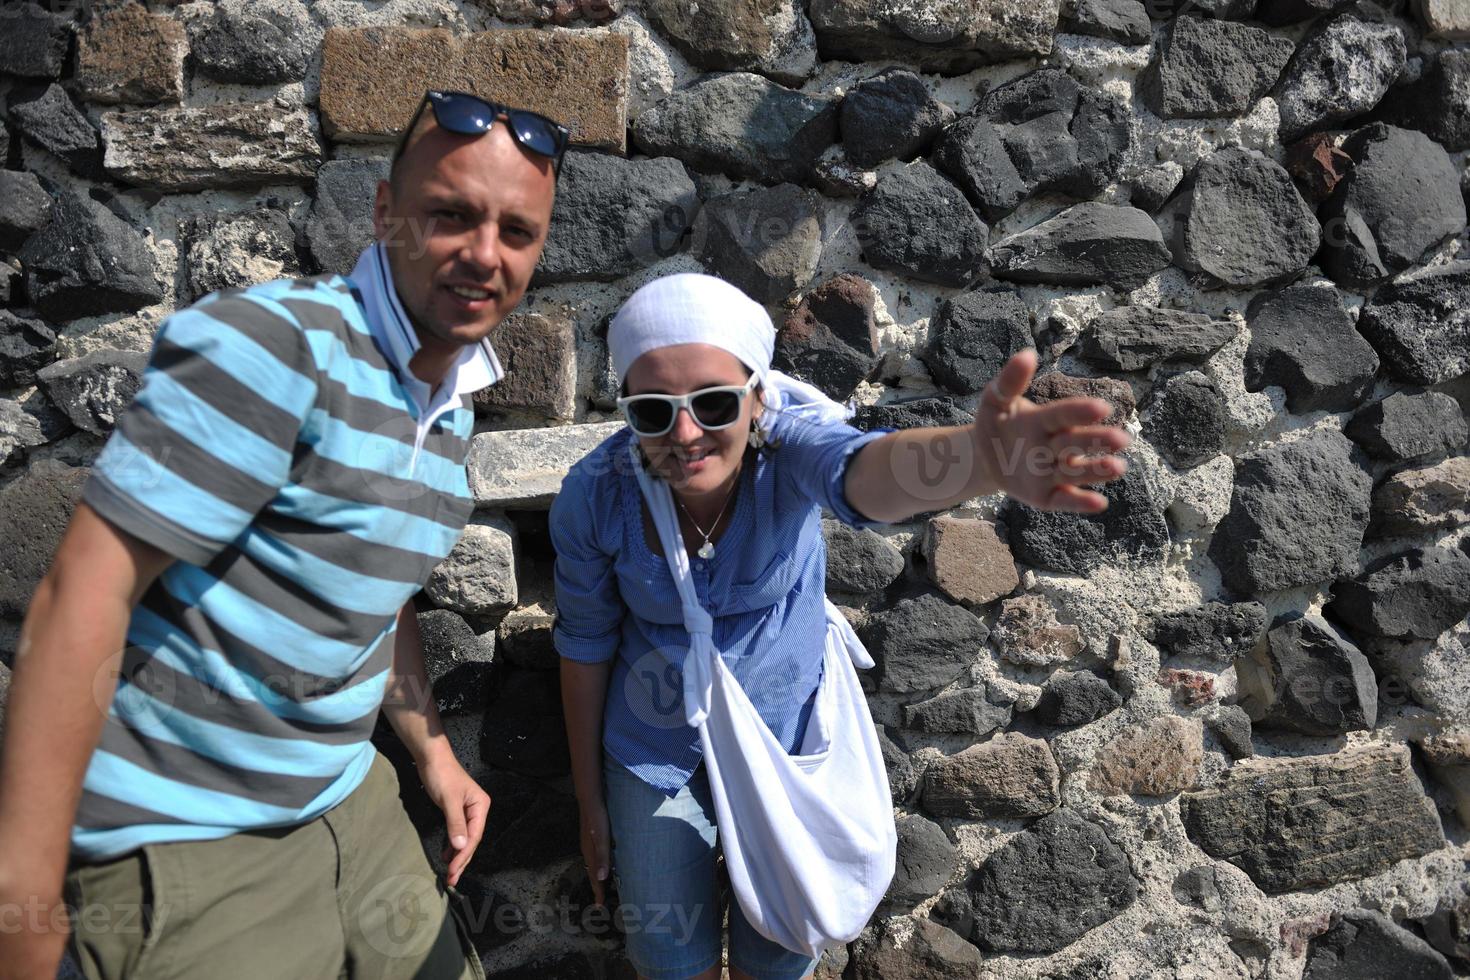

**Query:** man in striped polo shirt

left=0, top=93, right=564, bottom=979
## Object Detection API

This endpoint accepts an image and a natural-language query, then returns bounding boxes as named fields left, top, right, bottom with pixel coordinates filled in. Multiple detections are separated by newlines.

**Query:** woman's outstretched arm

left=845, top=349, right=1132, bottom=524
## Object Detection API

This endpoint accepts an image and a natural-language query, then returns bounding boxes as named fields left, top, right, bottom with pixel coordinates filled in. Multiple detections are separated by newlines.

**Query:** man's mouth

left=447, top=284, right=493, bottom=301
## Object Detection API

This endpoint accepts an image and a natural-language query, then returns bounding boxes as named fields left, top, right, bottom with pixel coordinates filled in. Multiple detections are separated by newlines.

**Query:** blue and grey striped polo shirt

left=73, top=266, right=492, bottom=860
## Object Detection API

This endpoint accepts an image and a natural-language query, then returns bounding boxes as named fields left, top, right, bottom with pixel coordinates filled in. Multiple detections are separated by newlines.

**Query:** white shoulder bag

left=631, top=447, right=898, bottom=959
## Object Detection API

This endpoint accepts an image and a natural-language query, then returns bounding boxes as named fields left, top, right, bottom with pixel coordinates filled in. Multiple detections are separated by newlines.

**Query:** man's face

left=372, top=119, right=556, bottom=354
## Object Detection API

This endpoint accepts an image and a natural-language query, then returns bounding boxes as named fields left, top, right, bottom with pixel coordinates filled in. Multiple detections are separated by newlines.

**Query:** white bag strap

left=630, top=446, right=717, bottom=727
left=629, top=445, right=874, bottom=723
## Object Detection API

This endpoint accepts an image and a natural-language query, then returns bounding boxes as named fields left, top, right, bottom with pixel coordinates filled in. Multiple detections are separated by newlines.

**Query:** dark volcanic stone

left=851, top=162, right=987, bottom=286
left=1179, top=743, right=1443, bottom=894
left=1356, top=262, right=1470, bottom=385
left=1078, top=306, right=1235, bottom=372
left=1064, top=0, right=1151, bottom=44
left=190, top=0, right=317, bottom=84
left=0, top=311, right=59, bottom=389
left=919, top=289, right=1033, bottom=395
left=1346, top=390, right=1468, bottom=463
left=1208, top=704, right=1254, bottom=759
left=885, top=813, right=959, bottom=908
left=537, top=152, right=698, bottom=284
left=0, top=170, right=51, bottom=254
left=1152, top=600, right=1268, bottom=666
left=822, top=518, right=903, bottom=595
left=987, top=202, right=1171, bottom=288
left=878, top=725, right=919, bottom=804
left=776, top=274, right=880, bottom=400
left=632, top=72, right=838, bottom=185
left=415, top=608, right=496, bottom=717
left=1167, top=147, right=1321, bottom=288
left=859, top=593, right=990, bottom=694
left=852, top=397, right=973, bottom=432
left=1319, top=124, right=1467, bottom=288
left=19, top=191, right=162, bottom=321
left=1142, top=371, right=1228, bottom=469
left=1273, top=7, right=1407, bottom=141
left=35, top=350, right=148, bottom=437
left=1004, top=460, right=1170, bottom=574
left=637, top=0, right=805, bottom=79
left=1303, top=910, right=1455, bottom=980
left=932, top=68, right=1130, bottom=222
left=902, top=684, right=1013, bottom=735
left=1243, top=283, right=1379, bottom=412
left=305, top=157, right=389, bottom=276
left=1249, top=612, right=1378, bottom=735
left=6, top=84, right=101, bottom=177
left=848, top=917, right=983, bottom=980
left=0, top=4, right=71, bottom=79
left=1034, top=670, right=1121, bottom=726
left=1328, top=545, right=1470, bottom=640
left=1130, top=165, right=1185, bottom=214
left=1256, top=0, right=1356, bottom=25
left=1367, top=49, right=1470, bottom=152
left=970, top=809, right=1139, bottom=953
left=1140, top=16, right=1295, bottom=119
left=841, top=68, right=954, bottom=168
left=694, top=183, right=822, bottom=304
left=0, top=460, right=89, bottom=617
left=182, top=207, right=300, bottom=302
left=1208, top=428, right=1372, bottom=595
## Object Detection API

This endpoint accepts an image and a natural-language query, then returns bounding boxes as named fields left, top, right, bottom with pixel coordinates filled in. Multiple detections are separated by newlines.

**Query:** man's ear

left=371, top=179, right=392, bottom=240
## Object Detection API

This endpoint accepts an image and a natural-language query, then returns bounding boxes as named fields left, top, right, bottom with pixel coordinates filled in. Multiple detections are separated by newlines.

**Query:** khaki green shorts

left=64, top=751, right=486, bottom=980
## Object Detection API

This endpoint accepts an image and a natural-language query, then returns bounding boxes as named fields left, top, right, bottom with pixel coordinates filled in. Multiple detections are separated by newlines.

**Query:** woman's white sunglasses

left=616, top=377, right=759, bottom=437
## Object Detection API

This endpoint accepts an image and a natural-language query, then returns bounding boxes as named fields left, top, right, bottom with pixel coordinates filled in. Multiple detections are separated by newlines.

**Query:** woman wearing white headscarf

left=551, top=273, right=1130, bottom=980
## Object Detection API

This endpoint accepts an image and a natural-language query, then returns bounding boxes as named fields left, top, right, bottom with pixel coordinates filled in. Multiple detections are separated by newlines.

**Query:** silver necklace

left=675, top=475, right=739, bottom=560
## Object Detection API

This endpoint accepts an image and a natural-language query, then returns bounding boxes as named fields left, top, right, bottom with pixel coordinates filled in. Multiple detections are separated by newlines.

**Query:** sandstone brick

left=101, top=102, right=323, bottom=192
left=1089, top=715, right=1203, bottom=796
left=921, top=731, right=1060, bottom=819
left=469, top=421, right=625, bottom=508
left=474, top=308, right=578, bottom=425
left=990, top=593, right=1084, bottom=668
left=76, top=4, right=187, bottom=105
left=922, top=515, right=1018, bottom=608
left=319, top=27, right=629, bottom=152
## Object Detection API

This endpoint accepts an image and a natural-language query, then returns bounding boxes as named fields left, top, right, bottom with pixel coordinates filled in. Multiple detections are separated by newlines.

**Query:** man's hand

left=971, top=349, right=1132, bottom=513
left=416, top=753, right=489, bottom=888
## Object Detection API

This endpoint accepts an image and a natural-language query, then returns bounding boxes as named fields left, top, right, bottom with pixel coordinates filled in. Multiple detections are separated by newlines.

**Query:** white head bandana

left=608, top=273, right=851, bottom=428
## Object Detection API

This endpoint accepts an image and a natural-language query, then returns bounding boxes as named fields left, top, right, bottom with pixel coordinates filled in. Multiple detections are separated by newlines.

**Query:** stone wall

left=1, top=0, right=1469, bottom=977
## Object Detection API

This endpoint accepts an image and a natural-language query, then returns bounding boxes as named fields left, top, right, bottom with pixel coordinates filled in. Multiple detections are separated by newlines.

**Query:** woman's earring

left=748, top=421, right=766, bottom=451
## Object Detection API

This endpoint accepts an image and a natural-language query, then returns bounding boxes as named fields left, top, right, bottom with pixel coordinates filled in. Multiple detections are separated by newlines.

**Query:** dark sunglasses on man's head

left=616, top=377, right=759, bottom=438
left=391, top=90, right=570, bottom=170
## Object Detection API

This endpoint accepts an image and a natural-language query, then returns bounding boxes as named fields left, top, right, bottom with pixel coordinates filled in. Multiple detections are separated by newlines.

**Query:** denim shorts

left=602, top=757, right=820, bottom=980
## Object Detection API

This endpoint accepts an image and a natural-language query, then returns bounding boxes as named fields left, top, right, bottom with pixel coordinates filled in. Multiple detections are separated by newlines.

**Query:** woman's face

left=623, top=343, right=761, bottom=497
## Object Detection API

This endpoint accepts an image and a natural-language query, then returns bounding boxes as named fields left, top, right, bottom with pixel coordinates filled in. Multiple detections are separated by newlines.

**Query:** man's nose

left=460, top=224, right=501, bottom=274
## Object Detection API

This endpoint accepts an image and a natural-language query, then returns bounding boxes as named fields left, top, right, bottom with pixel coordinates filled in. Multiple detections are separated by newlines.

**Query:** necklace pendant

left=697, top=541, right=715, bottom=560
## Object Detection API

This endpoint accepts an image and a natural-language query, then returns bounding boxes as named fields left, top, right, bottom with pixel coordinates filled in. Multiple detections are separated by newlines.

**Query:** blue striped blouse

left=550, top=410, right=888, bottom=795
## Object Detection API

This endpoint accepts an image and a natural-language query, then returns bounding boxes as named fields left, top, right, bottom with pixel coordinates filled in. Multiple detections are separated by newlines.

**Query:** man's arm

left=0, top=503, right=175, bottom=980
left=380, top=603, right=489, bottom=887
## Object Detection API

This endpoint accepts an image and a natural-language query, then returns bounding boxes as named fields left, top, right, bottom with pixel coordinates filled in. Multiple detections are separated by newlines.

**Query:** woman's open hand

left=971, top=349, right=1133, bottom=513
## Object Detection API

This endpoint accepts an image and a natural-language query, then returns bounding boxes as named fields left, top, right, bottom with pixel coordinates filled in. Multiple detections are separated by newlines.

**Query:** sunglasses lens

left=507, top=110, right=565, bottom=158
left=626, top=400, right=674, bottom=435
left=430, top=93, right=493, bottom=136
left=691, top=391, right=741, bottom=429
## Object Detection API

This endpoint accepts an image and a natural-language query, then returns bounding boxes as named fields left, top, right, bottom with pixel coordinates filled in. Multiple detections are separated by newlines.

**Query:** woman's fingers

left=1033, top=396, right=1115, bottom=433
left=1049, top=424, right=1131, bottom=459
left=981, top=349, right=1039, bottom=413
left=1046, top=482, right=1110, bottom=513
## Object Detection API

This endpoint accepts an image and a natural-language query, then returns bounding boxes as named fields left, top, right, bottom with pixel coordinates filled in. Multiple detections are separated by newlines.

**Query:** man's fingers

left=982, top=349, right=1039, bottom=412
